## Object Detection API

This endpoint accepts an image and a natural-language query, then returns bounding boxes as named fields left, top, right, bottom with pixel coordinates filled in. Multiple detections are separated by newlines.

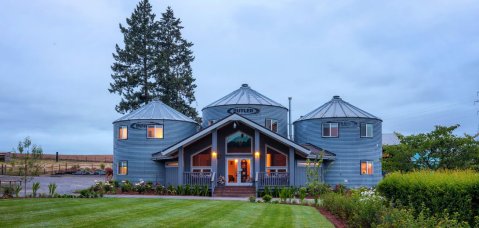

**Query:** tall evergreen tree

left=156, top=7, right=200, bottom=122
left=109, top=0, right=159, bottom=114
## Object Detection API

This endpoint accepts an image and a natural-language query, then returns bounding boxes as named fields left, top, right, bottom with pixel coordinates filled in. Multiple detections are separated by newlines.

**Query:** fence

left=0, top=163, right=112, bottom=176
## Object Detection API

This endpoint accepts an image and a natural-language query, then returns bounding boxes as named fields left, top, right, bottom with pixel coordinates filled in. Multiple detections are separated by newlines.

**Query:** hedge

left=377, top=170, right=479, bottom=225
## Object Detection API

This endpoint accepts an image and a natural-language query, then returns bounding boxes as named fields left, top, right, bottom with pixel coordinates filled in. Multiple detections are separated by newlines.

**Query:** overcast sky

left=1, top=0, right=478, bottom=154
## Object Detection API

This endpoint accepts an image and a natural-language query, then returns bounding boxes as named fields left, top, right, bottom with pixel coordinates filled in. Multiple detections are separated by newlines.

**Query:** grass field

left=0, top=198, right=333, bottom=227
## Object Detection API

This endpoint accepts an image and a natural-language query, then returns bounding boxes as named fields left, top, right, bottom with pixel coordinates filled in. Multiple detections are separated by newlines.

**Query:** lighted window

left=191, top=148, right=212, bottom=172
left=322, top=123, right=339, bottom=137
left=265, top=119, right=278, bottom=133
left=165, top=162, right=178, bottom=167
left=147, top=125, right=163, bottom=139
left=266, top=146, right=287, bottom=173
left=360, top=161, right=373, bottom=175
left=118, top=126, right=128, bottom=140
left=226, top=131, right=252, bottom=154
left=118, top=161, right=128, bottom=175
left=360, top=123, right=373, bottom=138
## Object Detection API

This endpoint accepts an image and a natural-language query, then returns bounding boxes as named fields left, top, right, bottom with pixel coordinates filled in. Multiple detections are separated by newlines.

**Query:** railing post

left=254, top=130, right=260, bottom=184
left=212, top=129, right=218, bottom=174
left=178, top=146, right=184, bottom=185
left=289, top=147, right=295, bottom=186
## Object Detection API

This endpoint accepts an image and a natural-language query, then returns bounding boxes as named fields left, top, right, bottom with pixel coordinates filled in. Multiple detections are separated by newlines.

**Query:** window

left=322, top=123, right=339, bottom=137
left=226, top=131, right=252, bottom=154
left=266, top=146, right=287, bottom=174
left=118, top=161, right=128, bottom=175
left=118, top=126, right=128, bottom=140
left=265, top=119, right=278, bottom=133
left=361, top=123, right=373, bottom=138
left=191, top=147, right=212, bottom=172
left=147, top=125, right=163, bottom=139
left=165, top=162, right=178, bottom=167
left=207, top=120, right=216, bottom=126
left=360, top=161, right=373, bottom=175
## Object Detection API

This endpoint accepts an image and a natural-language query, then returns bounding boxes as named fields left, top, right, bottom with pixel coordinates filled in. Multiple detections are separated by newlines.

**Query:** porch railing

left=183, top=172, right=213, bottom=186
left=210, top=172, right=216, bottom=195
left=255, top=172, right=289, bottom=189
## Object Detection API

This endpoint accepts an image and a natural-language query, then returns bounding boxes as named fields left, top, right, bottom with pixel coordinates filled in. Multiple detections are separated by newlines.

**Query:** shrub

left=321, top=192, right=355, bottom=220
left=48, top=183, right=57, bottom=196
left=32, top=182, right=40, bottom=197
left=155, top=185, right=165, bottom=195
left=103, top=182, right=113, bottom=193
left=1, top=186, right=14, bottom=198
left=167, top=185, right=175, bottom=195
left=120, top=180, right=132, bottom=192
left=377, top=170, right=479, bottom=225
left=249, top=196, right=256, bottom=203
left=298, top=187, right=307, bottom=204
left=201, top=185, right=208, bottom=196
left=334, top=184, right=347, bottom=195
left=262, top=194, right=272, bottom=203
left=13, top=184, right=22, bottom=198
left=134, top=180, right=146, bottom=194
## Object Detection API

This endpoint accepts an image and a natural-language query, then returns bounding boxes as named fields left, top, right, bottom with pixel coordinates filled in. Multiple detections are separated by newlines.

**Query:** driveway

left=1, top=175, right=101, bottom=196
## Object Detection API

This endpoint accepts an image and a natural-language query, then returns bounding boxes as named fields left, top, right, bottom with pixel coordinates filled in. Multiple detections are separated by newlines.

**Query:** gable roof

left=114, top=100, right=196, bottom=123
left=152, top=113, right=310, bottom=159
left=296, top=95, right=380, bottom=122
left=301, top=143, right=336, bottom=160
left=203, top=84, right=286, bottom=110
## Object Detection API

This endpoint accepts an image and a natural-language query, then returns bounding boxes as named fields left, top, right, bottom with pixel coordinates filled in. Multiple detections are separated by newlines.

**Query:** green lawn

left=0, top=198, right=332, bottom=228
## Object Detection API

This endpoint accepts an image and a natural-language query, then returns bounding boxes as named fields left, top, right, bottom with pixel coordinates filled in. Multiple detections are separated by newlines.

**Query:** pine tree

left=109, top=0, right=159, bottom=114
left=156, top=7, right=200, bottom=122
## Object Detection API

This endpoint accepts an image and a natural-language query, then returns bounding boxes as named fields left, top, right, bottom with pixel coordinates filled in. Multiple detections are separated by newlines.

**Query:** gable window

left=265, top=119, right=278, bottom=133
left=322, top=123, right=339, bottom=137
left=360, top=161, right=373, bottom=175
left=118, top=126, right=128, bottom=140
left=118, top=161, right=128, bottom=175
left=266, top=146, right=288, bottom=174
left=226, top=131, right=252, bottom=154
left=360, top=123, right=373, bottom=138
left=191, top=147, right=212, bottom=173
left=147, top=125, right=163, bottom=139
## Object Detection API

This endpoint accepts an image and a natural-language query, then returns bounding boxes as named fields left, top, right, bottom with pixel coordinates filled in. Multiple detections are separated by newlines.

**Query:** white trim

left=265, top=118, right=278, bottom=133
left=322, top=123, right=339, bottom=138
left=190, top=146, right=212, bottom=170
left=157, top=114, right=310, bottom=157
left=225, top=156, right=253, bottom=186
left=225, top=131, right=253, bottom=154
left=265, top=144, right=288, bottom=172
left=147, top=124, right=164, bottom=139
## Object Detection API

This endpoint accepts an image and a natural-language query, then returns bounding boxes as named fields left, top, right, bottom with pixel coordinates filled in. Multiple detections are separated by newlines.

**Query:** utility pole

left=475, top=92, right=479, bottom=138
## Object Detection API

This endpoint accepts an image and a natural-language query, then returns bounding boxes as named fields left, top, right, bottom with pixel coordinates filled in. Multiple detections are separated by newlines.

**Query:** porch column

left=178, top=146, right=184, bottom=185
left=212, top=129, right=218, bottom=173
left=289, top=146, right=295, bottom=186
left=254, top=130, right=260, bottom=175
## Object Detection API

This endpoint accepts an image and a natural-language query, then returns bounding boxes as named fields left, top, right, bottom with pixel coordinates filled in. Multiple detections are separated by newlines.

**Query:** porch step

left=213, top=186, right=256, bottom=197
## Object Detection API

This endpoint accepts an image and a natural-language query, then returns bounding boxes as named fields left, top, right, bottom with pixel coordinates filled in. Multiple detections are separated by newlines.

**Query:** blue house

left=113, top=84, right=382, bottom=195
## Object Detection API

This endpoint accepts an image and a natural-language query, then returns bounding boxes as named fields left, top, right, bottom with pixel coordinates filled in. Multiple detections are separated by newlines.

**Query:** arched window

left=266, top=146, right=287, bottom=174
left=226, top=131, right=252, bottom=154
left=191, top=147, right=211, bottom=172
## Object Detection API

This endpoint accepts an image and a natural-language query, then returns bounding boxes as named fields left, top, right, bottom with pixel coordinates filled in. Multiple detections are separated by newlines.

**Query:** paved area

left=1, top=175, right=101, bottom=196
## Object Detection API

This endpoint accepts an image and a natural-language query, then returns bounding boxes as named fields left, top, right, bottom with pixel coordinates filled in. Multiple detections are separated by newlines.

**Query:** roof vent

left=241, top=83, right=249, bottom=88
left=333, top=95, right=341, bottom=99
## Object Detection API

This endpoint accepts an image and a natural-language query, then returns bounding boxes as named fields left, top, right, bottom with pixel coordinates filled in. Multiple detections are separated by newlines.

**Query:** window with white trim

left=322, top=123, right=339, bottom=137
left=266, top=146, right=287, bottom=174
left=265, top=119, right=278, bottom=133
left=118, top=126, right=128, bottom=140
left=191, top=147, right=212, bottom=173
left=118, top=160, right=128, bottom=175
left=147, top=125, right=163, bottom=139
left=360, top=161, right=373, bottom=175
left=360, top=123, right=373, bottom=138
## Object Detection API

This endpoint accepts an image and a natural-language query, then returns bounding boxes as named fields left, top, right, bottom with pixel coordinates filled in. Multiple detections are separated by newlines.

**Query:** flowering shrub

left=134, top=179, right=146, bottom=194
left=121, top=180, right=132, bottom=192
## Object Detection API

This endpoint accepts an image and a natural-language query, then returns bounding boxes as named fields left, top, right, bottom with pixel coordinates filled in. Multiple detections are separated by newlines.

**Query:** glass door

left=226, top=158, right=252, bottom=186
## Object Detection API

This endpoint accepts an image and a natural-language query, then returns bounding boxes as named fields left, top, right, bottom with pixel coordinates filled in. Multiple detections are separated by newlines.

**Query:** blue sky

left=0, top=0, right=478, bottom=154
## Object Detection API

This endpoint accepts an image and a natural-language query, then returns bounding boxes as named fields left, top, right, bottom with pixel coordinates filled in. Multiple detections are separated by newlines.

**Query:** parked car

left=94, top=170, right=106, bottom=175
left=72, top=170, right=86, bottom=175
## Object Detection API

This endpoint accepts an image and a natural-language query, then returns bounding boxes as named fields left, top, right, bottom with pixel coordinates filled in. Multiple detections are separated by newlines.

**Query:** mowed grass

left=0, top=198, right=333, bottom=228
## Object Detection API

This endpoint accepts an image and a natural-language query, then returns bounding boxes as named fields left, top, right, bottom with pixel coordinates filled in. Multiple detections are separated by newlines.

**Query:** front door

left=226, top=157, right=252, bottom=186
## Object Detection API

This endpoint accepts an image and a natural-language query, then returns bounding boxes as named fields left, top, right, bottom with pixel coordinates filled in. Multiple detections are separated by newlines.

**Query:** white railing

left=183, top=172, right=213, bottom=186
left=256, top=172, right=289, bottom=188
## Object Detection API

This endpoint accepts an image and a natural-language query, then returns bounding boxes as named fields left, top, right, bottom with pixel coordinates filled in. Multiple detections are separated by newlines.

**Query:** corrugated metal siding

left=113, top=119, right=198, bottom=183
left=294, top=118, right=382, bottom=188
left=202, top=104, right=288, bottom=137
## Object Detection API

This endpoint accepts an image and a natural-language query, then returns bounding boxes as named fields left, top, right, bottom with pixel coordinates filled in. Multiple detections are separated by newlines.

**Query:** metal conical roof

left=296, top=95, right=380, bottom=121
left=114, top=100, right=196, bottom=123
left=203, top=84, right=286, bottom=109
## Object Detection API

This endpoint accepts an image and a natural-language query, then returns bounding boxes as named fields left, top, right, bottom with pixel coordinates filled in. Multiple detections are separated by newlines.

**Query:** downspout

left=288, top=97, right=293, bottom=140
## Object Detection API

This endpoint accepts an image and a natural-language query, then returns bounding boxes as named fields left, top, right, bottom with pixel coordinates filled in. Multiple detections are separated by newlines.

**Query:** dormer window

left=147, top=125, right=163, bottom=139
left=118, top=126, right=128, bottom=140
left=322, top=123, right=339, bottom=137
left=265, top=119, right=278, bottom=133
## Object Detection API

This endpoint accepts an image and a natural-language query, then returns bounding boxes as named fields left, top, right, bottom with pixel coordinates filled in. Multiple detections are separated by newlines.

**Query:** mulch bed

left=317, top=207, right=347, bottom=228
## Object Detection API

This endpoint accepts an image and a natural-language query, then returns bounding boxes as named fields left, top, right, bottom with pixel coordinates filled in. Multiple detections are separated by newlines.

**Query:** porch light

left=234, top=159, right=238, bottom=163
left=211, top=151, right=217, bottom=158
left=255, top=152, right=260, bottom=158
